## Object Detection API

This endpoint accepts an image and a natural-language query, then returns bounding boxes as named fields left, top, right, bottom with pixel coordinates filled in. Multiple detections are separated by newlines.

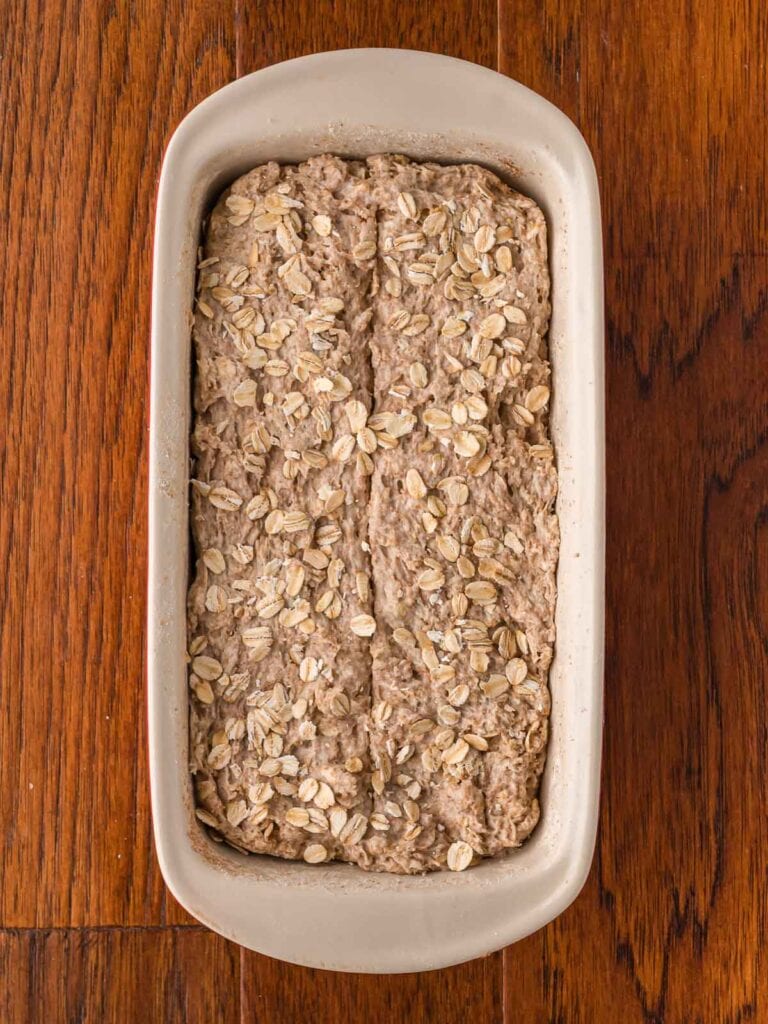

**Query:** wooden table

left=2, top=1, right=766, bottom=1020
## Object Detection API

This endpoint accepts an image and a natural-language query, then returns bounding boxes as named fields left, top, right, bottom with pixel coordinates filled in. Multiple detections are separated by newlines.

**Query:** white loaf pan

left=149, top=48, right=604, bottom=974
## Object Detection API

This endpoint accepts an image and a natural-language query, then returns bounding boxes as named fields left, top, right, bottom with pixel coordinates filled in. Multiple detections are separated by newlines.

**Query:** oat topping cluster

left=188, top=155, right=558, bottom=874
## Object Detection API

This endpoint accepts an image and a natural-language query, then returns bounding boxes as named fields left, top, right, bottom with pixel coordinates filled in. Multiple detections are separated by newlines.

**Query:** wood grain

left=0, top=928, right=240, bottom=1024
left=236, top=0, right=498, bottom=73
left=240, top=951, right=503, bottom=1024
left=500, top=2, right=768, bottom=1022
left=0, top=0, right=235, bottom=926
left=2, top=0, right=767, bottom=1020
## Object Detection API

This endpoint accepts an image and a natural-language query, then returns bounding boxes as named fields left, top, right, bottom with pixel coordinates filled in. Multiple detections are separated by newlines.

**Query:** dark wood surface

left=1, top=0, right=765, bottom=1020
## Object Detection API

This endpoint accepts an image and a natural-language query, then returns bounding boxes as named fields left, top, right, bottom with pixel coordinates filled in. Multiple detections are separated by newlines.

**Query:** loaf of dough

left=187, top=155, right=557, bottom=874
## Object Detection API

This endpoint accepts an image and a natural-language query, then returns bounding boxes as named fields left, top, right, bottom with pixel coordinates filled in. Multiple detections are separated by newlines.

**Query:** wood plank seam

left=0, top=925, right=210, bottom=935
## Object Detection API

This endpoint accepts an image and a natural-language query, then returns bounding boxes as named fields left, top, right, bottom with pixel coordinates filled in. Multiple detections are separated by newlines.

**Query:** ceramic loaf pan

left=149, top=48, right=604, bottom=973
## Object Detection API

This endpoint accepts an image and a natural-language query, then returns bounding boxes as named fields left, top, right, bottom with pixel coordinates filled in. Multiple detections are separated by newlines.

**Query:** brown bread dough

left=188, top=155, right=557, bottom=874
